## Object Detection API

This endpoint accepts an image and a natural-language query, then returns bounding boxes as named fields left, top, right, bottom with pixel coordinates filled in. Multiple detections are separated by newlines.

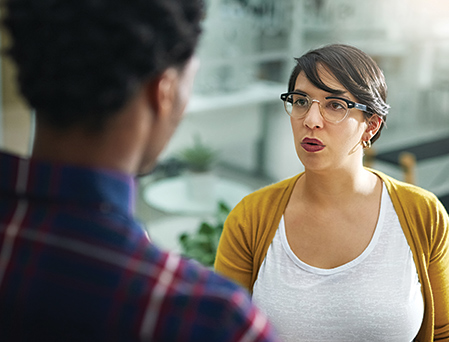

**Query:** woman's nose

left=303, top=101, right=324, bottom=129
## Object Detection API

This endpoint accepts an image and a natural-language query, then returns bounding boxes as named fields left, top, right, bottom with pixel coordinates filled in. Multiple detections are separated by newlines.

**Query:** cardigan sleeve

left=214, top=175, right=300, bottom=293
left=215, top=199, right=254, bottom=292
left=401, top=188, right=449, bottom=341
left=429, top=199, right=449, bottom=340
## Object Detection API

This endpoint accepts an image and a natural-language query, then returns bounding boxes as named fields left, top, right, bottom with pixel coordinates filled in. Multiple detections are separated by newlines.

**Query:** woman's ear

left=363, top=115, right=382, bottom=141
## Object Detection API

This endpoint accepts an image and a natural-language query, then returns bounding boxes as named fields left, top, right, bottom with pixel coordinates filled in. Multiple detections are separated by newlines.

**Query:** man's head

left=4, top=0, right=203, bottom=131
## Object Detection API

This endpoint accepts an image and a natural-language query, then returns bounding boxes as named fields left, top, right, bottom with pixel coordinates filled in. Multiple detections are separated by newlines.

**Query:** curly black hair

left=3, top=0, right=203, bottom=130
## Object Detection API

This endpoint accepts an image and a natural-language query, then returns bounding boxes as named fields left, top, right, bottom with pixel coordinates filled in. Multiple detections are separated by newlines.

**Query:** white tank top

left=252, top=184, right=424, bottom=341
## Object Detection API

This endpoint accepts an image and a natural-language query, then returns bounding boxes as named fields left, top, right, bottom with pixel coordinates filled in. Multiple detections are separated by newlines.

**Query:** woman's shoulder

left=241, top=174, right=301, bottom=204
left=371, top=169, right=446, bottom=217
left=371, top=169, right=448, bottom=255
left=371, top=168, right=437, bottom=199
left=228, top=174, right=302, bottom=221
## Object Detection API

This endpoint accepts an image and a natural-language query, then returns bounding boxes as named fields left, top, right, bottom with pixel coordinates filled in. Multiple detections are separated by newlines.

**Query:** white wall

left=163, top=0, right=449, bottom=184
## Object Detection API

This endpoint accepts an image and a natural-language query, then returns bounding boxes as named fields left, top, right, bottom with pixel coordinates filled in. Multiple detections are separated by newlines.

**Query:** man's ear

left=146, top=68, right=179, bottom=120
left=363, top=115, right=382, bottom=140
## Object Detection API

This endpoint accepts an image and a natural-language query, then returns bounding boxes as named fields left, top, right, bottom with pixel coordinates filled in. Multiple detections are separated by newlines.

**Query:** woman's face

left=290, top=66, right=375, bottom=173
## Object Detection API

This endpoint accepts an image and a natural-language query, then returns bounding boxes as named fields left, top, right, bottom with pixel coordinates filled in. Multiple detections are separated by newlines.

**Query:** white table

left=142, top=175, right=253, bottom=215
left=143, top=176, right=254, bottom=252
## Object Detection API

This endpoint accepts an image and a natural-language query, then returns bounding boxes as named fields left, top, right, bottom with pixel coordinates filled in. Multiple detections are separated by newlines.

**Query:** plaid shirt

left=0, top=151, right=279, bottom=342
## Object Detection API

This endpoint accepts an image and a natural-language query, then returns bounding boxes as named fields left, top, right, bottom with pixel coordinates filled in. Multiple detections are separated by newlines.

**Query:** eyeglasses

left=280, top=91, right=369, bottom=124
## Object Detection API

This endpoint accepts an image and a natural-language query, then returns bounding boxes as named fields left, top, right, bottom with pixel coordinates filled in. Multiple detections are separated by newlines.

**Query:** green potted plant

left=178, top=134, right=217, bottom=172
left=178, top=201, right=230, bottom=267
left=178, top=135, right=218, bottom=203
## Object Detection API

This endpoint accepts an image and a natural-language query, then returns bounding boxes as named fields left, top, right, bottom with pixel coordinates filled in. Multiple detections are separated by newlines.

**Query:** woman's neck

left=296, top=166, right=380, bottom=206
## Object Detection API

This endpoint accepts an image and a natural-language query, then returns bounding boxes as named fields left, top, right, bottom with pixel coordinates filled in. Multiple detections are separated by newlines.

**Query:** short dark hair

left=3, top=0, right=203, bottom=130
left=288, top=44, right=389, bottom=144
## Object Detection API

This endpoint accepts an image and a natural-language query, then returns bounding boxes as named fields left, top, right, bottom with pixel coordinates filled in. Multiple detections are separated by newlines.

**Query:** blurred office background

left=1, top=0, right=449, bottom=254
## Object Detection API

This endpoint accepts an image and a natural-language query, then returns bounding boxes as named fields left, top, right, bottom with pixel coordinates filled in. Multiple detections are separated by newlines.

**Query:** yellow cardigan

left=215, top=170, right=449, bottom=342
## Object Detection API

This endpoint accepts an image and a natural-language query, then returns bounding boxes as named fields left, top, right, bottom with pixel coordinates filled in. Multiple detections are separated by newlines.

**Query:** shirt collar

left=0, top=151, right=136, bottom=215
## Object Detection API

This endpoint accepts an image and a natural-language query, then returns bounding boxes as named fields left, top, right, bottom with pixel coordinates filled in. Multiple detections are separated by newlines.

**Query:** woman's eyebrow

left=293, top=88, right=349, bottom=99
left=292, top=89, right=307, bottom=94
left=326, top=94, right=352, bottom=101
left=326, top=88, right=347, bottom=96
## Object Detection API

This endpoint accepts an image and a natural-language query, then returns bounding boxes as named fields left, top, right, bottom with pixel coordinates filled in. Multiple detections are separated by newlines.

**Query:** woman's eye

left=328, top=101, right=346, bottom=111
left=294, top=97, right=309, bottom=107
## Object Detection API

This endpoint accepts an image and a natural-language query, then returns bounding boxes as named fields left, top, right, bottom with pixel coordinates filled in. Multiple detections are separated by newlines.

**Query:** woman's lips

left=301, top=138, right=325, bottom=152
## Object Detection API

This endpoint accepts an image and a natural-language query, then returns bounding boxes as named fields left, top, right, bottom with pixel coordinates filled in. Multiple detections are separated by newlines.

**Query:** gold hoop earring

left=362, top=140, right=372, bottom=149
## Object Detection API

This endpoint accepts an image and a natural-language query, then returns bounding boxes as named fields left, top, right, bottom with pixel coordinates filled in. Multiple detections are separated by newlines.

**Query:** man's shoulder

left=143, top=247, right=277, bottom=341
left=148, top=246, right=243, bottom=297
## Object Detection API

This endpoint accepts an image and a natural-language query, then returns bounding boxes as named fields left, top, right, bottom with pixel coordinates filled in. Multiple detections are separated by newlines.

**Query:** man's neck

left=32, top=120, right=142, bottom=175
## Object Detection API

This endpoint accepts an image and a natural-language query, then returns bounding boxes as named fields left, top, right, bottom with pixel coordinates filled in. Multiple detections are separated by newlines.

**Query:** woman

left=215, top=44, right=449, bottom=341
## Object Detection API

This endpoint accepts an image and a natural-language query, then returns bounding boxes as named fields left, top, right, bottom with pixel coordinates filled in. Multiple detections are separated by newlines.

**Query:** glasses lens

left=284, top=94, right=309, bottom=118
left=283, top=96, right=293, bottom=115
left=322, top=98, right=349, bottom=123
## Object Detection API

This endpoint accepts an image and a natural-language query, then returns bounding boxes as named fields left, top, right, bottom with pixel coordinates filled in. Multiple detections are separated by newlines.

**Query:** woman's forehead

left=294, top=66, right=357, bottom=102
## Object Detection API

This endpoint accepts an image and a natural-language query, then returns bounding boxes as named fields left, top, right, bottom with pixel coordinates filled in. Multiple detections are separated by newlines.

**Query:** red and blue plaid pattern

left=0, top=151, right=279, bottom=342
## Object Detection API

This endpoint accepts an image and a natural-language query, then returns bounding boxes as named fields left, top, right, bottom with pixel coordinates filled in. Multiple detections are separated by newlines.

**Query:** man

left=0, top=0, right=279, bottom=341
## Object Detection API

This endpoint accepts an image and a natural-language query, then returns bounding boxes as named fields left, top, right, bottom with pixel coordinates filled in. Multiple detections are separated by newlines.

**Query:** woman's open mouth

left=301, top=138, right=325, bottom=153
